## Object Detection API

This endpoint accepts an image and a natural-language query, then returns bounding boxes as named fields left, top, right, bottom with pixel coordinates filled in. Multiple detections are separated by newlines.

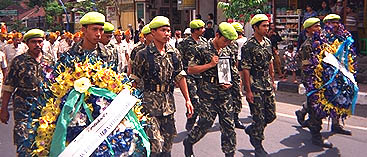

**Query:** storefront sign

left=178, top=0, right=196, bottom=10
left=0, top=10, right=17, bottom=16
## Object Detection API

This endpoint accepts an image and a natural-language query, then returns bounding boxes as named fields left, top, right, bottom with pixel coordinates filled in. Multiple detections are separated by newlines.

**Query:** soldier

left=240, top=14, right=276, bottom=156
left=177, top=19, right=207, bottom=131
left=99, top=22, right=119, bottom=69
left=59, top=12, right=115, bottom=65
left=298, top=17, right=333, bottom=148
left=295, top=14, right=352, bottom=136
left=127, top=24, right=153, bottom=76
left=131, top=16, right=193, bottom=157
left=0, top=29, right=45, bottom=156
left=183, top=22, right=238, bottom=157
left=229, top=22, right=246, bottom=129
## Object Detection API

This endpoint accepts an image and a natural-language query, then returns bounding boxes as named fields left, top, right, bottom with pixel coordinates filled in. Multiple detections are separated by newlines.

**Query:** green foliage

left=65, top=0, right=114, bottom=16
left=218, top=0, right=270, bottom=23
left=27, top=0, right=50, bottom=7
left=0, top=0, right=15, bottom=10
left=44, top=1, right=63, bottom=30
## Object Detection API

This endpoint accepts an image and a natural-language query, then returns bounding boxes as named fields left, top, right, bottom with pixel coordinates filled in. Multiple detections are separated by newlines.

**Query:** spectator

left=302, top=4, right=318, bottom=23
left=318, top=1, right=332, bottom=22
left=127, top=24, right=134, bottom=40
left=203, top=21, right=215, bottom=40
left=268, top=27, right=285, bottom=79
left=283, top=45, right=298, bottom=83
left=331, top=0, right=344, bottom=15
left=345, top=5, right=359, bottom=53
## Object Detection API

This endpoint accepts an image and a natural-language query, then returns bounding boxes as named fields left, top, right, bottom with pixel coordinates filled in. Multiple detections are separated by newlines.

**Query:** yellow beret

left=141, top=24, right=151, bottom=35
left=189, top=19, right=205, bottom=29
left=231, top=22, right=244, bottom=32
left=23, top=29, right=44, bottom=41
left=219, top=22, right=238, bottom=40
left=323, top=14, right=341, bottom=23
left=80, top=12, right=105, bottom=25
left=149, top=16, right=170, bottom=29
left=250, top=14, right=269, bottom=25
left=303, top=17, right=320, bottom=29
left=104, top=22, right=114, bottom=33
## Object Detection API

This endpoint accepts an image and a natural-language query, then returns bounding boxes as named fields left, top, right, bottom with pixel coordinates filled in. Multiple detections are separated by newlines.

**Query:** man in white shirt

left=0, top=50, right=7, bottom=97
left=119, top=30, right=134, bottom=72
left=4, top=33, right=28, bottom=66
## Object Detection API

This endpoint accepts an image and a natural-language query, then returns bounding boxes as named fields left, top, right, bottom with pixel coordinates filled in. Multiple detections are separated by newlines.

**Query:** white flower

left=74, top=77, right=92, bottom=93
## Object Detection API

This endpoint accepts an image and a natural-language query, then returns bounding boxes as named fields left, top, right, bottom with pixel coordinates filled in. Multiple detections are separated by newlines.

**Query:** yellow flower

left=74, top=77, right=92, bottom=93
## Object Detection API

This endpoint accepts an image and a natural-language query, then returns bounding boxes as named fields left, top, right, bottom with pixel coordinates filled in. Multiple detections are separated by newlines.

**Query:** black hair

left=195, top=14, right=202, bottom=19
left=207, top=21, right=213, bottom=25
left=252, top=20, right=266, bottom=29
left=237, top=31, right=243, bottom=36
left=208, top=13, right=214, bottom=19
left=216, top=29, right=223, bottom=37
left=190, top=27, right=201, bottom=33
left=288, top=45, right=294, bottom=49
left=82, top=23, right=104, bottom=28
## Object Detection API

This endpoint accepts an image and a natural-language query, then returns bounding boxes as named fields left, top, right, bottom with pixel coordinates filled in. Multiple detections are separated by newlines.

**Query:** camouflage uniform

left=60, top=40, right=118, bottom=69
left=298, top=37, right=325, bottom=140
left=240, top=37, right=276, bottom=141
left=228, top=43, right=242, bottom=115
left=185, top=39, right=236, bottom=154
left=130, top=43, right=146, bottom=75
left=131, top=42, right=185, bottom=153
left=3, top=52, right=43, bottom=156
left=177, top=36, right=207, bottom=130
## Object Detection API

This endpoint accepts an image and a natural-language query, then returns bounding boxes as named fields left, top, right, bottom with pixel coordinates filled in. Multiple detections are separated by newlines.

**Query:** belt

left=202, top=76, right=218, bottom=84
left=144, top=84, right=172, bottom=93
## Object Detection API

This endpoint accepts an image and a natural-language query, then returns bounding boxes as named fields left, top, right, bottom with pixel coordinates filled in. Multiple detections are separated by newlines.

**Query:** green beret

left=219, top=22, right=238, bottom=40
left=23, top=29, right=44, bottom=42
left=231, top=22, right=244, bottom=32
left=104, top=22, right=114, bottom=33
left=323, top=14, right=341, bottom=23
left=80, top=12, right=105, bottom=25
left=250, top=14, right=269, bottom=25
left=189, top=19, right=205, bottom=29
left=141, top=24, right=151, bottom=35
left=149, top=16, right=170, bottom=29
left=303, top=17, right=320, bottom=29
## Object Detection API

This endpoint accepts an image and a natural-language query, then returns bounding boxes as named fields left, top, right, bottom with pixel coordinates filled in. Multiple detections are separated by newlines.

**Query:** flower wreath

left=25, top=53, right=149, bottom=156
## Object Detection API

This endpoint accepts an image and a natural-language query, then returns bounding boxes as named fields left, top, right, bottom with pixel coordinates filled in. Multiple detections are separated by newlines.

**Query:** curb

left=275, top=81, right=367, bottom=105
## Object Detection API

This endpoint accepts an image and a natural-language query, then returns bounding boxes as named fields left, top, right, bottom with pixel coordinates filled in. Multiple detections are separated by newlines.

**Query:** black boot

left=150, top=152, right=160, bottom=157
left=185, top=117, right=196, bottom=131
left=311, top=137, right=333, bottom=148
left=295, top=110, right=306, bottom=127
left=183, top=138, right=195, bottom=157
left=249, top=138, right=268, bottom=157
left=234, top=113, right=246, bottom=129
left=225, top=152, right=235, bottom=157
left=331, top=125, right=352, bottom=135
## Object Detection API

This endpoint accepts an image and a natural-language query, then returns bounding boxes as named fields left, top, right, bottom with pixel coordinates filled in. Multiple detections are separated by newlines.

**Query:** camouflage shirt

left=177, top=36, right=207, bottom=72
left=299, top=37, right=313, bottom=66
left=60, top=40, right=117, bottom=69
left=131, top=42, right=186, bottom=116
left=189, top=39, right=236, bottom=97
left=240, top=36, right=273, bottom=91
left=130, top=42, right=145, bottom=62
left=3, top=51, right=43, bottom=147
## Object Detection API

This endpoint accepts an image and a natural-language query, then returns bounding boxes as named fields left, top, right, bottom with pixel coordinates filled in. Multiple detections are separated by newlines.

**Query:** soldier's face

left=27, top=38, right=44, bottom=54
left=215, top=33, right=231, bottom=48
left=115, top=35, right=122, bottom=43
left=255, top=21, right=269, bottom=37
left=196, top=27, right=205, bottom=36
left=310, top=23, right=321, bottom=34
left=152, top=26, right=171, bottom=43
left=82, top=24, right=104, bottom=45
left=101, top=33, right=113, bottom=45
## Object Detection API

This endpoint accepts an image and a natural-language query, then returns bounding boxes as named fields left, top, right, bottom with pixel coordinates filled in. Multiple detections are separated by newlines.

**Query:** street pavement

left=1, top=89, right=366, bottom=156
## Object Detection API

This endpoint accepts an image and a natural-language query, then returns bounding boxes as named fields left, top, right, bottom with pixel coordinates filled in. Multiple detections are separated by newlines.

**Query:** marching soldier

left=183, top=22, right=238, bottom=157
left=240, top=14, right=277, bottom=156
left=99, top=21, right=118, bottom=69
left=131, top=16, right=194, bottom=157
left=298, top=17, right=333, bottom=148
left=177, top=19, right=207, bottom=131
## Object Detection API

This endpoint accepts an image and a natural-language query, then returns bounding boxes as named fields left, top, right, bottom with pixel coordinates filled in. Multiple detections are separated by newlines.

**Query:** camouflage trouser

left=305, top=98, right=323, bottom=139
left=186, top=76, right=201, bottom=123
left=232, top=73, right=242, bottom=113
left=186, top=94, right=236, bottom=154
left=247, top=90, right=276, bottom=141
left=144, top=114, right=177, bottom=153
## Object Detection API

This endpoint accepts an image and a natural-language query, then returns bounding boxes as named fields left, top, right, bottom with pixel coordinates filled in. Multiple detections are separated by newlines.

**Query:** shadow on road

left=269, top=126, right=340, bottom=157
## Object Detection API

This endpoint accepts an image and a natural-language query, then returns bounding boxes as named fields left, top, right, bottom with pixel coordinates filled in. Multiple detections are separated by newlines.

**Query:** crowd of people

left=0, top=7, right=358, bottom=157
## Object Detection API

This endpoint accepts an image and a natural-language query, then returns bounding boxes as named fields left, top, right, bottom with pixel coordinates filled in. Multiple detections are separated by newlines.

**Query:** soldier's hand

left=272, top=82, right=277, bottom=91
left=221, top=83, right=232, bottom=89
left=0, top=108, right=9, bottom=124
left=185, top=100, right=194, bottom=119
left=245, top=91, right=254, bottom=104
left=210, top=56, right=219, bottom=67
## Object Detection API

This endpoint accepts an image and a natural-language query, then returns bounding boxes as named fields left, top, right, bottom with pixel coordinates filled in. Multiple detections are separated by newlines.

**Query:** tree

left=217, top=0, right=270, bottom=23
left=0, top=0, right=15, bottom=10
left=44, top=1, right=63, bottom=31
